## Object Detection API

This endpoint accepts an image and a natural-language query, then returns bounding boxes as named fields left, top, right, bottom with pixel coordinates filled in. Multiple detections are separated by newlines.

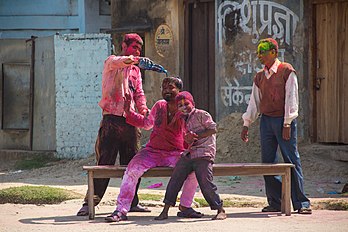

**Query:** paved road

left=1, top=202, right=347, bottom=232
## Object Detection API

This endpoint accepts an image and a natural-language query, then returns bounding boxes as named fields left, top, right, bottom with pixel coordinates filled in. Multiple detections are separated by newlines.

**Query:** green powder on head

left=257, top=42, right=272, bottom=53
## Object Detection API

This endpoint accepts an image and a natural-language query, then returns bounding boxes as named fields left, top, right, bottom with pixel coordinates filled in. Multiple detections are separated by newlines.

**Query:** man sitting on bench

left=105, top=76, right=201, bottom=222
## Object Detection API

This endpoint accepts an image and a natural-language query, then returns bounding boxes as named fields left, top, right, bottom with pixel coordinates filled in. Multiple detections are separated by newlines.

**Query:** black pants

left=164, top=156, right=223, bottom=210
left=84, top=114, right=141, bottom=207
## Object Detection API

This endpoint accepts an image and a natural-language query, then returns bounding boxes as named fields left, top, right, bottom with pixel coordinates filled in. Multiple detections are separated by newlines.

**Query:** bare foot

left=212, top=211, right=227, bottom=220
left=154, top=212, right=168, bottom=220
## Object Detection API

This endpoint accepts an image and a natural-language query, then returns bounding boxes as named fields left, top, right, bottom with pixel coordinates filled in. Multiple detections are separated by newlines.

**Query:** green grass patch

left=194, top=197, right=265, bottom=208
left=313, top=200, right=348, bottom=211
left=0, top=186, right=83, bottom=204
left=138, top=193, right=163, bottom=201
left=14, top=156, right=60, bottom=170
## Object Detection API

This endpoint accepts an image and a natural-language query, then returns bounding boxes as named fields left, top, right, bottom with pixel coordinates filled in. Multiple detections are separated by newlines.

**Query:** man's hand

left=124, top=55, right=138, bottom=64
left=184, top=131, right=198, bottom=144
left=140, top=108, right=149, bottom=117
left=241, top=126, right=249, bottom=142
left=123, top=93, right=132, bottom=113
left=282, top=125, right=291, bottom=140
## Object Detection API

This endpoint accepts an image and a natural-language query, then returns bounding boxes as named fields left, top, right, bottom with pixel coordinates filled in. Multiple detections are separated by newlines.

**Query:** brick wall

left=54, top=34, right=111, bottom=158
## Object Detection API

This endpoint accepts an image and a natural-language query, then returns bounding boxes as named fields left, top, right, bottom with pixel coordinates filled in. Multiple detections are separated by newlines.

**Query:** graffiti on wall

left=217, top=0, right=299, bottom=110
left=217, top=0, right=299, bottom=50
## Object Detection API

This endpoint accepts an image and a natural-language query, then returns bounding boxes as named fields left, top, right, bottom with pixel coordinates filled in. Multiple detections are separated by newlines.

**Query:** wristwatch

left=283, top=123, right=291, bottom=128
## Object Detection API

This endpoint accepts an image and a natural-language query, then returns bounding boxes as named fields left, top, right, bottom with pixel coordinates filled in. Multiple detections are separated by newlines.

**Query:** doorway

left=0, top=39, right=34, bottom=150
left=184, top=0, right=215, bottom=118
left=314, top=1, right=348, bottom=143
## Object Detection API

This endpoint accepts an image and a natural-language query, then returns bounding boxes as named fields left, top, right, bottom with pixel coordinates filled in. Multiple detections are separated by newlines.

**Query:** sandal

left=105, top=210, right=128, bottom=222
left=177, top=207, right=204, bottom=218
left=76, top=205, right=89, bottom=216
left=261, top=205, right=280, bottom=212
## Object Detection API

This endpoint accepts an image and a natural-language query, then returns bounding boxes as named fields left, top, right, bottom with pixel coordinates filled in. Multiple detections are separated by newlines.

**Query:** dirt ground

left=0, top=113, right=347, bottom=231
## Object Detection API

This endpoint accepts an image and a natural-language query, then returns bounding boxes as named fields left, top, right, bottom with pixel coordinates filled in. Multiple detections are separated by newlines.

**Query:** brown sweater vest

left=254, top=62, right=295, bottom=117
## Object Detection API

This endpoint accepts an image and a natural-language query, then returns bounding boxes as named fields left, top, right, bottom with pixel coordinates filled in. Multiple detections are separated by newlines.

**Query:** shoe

left=298, top=207, right=312, bottom=214
left=129, top=205, right=151, bottom=212
left=177, top=207, right=204, bottom=218
left=76, top=205, right=89, bottom=216
left=105, top=210, right=128, bottom=222
left=261, top=205, right=281, bottom=212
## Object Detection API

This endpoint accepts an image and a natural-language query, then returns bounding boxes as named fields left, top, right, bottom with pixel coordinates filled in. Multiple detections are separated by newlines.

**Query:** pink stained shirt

left=126, top=100, right=186, bottom=152
left=98, top=55, right=147, bottom=116
left=184, top=108, right=217, bottom=161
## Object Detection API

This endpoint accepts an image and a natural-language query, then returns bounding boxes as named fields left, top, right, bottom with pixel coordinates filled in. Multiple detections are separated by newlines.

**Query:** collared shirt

left=126, top=100, right=186, bottom=152
left=242, top=58, right=299, bottom=126
left=98, top=55, right=147, bottom=116
left=184, top=108, right=217, bottom=161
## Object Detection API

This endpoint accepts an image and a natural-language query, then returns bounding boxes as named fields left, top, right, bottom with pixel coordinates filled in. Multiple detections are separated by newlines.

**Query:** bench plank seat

left=83, top=163, right=294, bottom=219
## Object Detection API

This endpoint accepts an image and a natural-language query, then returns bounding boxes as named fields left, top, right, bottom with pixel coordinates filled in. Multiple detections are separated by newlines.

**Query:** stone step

left=0, top=149, right=56, bottom=162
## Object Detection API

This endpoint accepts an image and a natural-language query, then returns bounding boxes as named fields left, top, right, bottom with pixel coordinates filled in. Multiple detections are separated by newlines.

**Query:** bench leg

left=281, top=168, right=292, bottom=216
left=88, top=171, right=95, bottom=220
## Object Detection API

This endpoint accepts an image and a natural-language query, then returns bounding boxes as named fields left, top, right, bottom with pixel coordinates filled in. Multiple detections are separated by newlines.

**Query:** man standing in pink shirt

left=77, top=33, right=151, bottom=216
left=104, top=77, right=200, bottom=222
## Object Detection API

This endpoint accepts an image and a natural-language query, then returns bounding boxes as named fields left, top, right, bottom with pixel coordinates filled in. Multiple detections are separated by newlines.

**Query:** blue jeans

left=260, top=115, right=310, bottom=210
left=164, top=156, right=223, bottom=210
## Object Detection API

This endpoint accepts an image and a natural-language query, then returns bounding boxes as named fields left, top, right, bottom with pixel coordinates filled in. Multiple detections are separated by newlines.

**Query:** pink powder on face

left=175, top=91, right=195, bottom=106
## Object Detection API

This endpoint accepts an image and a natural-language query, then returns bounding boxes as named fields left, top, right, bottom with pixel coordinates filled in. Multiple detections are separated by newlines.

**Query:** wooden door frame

left=305, top=0, right=317, bottom=142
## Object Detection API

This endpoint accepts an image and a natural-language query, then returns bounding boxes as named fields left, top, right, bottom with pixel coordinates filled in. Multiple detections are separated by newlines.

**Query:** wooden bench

left=83, top=163, right=294, bottom=219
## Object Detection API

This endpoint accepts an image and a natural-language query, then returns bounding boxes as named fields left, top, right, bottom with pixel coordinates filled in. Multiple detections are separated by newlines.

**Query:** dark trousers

left=260, top=115, right=310, bottom=210
left=164, top=155, right=223, bottom=210
left=84, top=114, right=141, bottom=207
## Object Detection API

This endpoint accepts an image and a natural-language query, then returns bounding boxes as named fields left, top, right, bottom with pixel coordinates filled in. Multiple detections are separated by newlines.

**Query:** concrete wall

left=53, top=34, right=111, bottom=158
left=111, top=0, right=184, bottom=106
left=142, top=0, right=184, bottom=104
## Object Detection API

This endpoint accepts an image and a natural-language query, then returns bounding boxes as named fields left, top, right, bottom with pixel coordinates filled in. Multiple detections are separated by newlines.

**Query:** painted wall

left=0, top=0, right=111, bottom=39
left=216, top=0, right=305, bottom=137
left=53, top=34, right=111, bottom=158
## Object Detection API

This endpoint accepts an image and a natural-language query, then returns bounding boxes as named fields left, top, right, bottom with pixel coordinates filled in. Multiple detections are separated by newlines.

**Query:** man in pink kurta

left=77, top=33, right=152, bottom=216
left=105, top=77, right=199, bottom=222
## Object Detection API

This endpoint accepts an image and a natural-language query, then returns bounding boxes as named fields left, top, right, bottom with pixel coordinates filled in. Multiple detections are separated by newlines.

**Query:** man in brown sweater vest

left=241, top=38, right=312, bottom=214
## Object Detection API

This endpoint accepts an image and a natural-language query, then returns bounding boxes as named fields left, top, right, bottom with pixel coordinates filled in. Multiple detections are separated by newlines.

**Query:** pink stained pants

left=116, top=147, right=198, bottom=215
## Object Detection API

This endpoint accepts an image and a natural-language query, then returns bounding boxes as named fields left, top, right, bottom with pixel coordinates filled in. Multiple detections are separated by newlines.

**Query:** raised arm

left=124, top=93, right=157, bottom=130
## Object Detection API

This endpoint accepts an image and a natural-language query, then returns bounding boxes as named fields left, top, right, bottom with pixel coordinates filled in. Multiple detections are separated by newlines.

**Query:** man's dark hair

left=163, top=76, right=183, bottom=90
left=123, top=33, right=143, bottom=46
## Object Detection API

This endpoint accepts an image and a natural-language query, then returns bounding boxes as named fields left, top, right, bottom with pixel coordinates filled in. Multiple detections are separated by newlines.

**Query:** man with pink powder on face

left=77, top=33, right=152, bottom=216
left=104, top=77, right=201, bottom=222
